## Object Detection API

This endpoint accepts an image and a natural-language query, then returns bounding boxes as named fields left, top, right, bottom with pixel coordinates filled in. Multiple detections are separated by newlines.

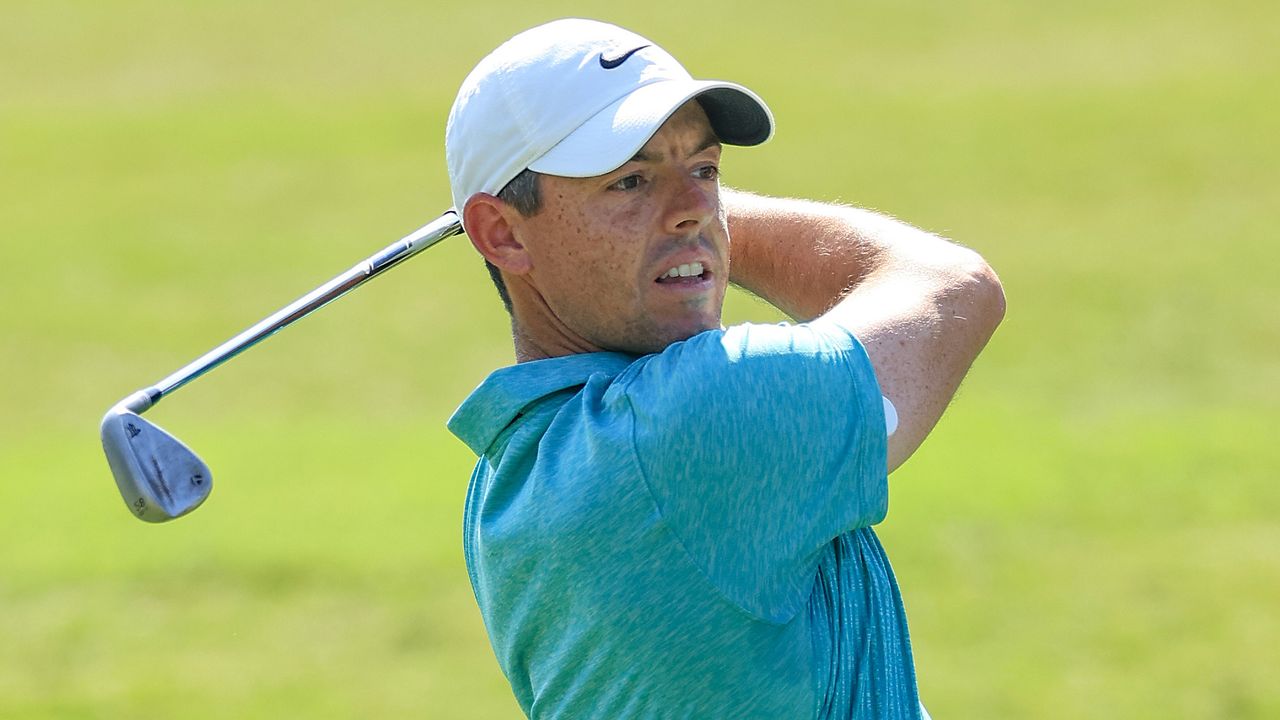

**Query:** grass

left=2, top=0, right=1276, bottom=717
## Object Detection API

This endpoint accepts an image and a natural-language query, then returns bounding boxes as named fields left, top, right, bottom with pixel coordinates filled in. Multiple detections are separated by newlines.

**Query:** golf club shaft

left=114, top=210, right=463, bottom=414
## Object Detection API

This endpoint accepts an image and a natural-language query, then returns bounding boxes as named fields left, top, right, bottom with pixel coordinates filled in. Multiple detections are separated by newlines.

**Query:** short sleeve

left=614, top=321, right=889, bottom=622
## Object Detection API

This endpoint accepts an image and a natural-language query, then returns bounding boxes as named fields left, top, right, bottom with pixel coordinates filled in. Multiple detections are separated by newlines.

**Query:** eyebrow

left=629, top=130, right=722, bottom=164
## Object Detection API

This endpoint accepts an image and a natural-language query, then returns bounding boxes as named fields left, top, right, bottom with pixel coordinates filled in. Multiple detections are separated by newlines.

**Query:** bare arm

left=725, top=188, right=1005, bottom=472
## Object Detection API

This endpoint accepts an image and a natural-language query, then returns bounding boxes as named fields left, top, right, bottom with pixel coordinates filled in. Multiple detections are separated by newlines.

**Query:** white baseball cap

left=445, top=18, right=774, bottom=220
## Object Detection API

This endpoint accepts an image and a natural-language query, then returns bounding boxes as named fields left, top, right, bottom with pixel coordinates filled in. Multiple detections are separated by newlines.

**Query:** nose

left=662, top=173, right=716, bottom=236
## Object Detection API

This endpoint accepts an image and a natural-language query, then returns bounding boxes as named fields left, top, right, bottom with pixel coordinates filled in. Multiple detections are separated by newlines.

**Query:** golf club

left=101, top=210, right=463, bottom=522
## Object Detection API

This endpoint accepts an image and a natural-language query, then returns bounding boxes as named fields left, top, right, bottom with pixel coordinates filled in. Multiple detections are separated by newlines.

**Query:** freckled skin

left=503, top=102, right=729, bottom=360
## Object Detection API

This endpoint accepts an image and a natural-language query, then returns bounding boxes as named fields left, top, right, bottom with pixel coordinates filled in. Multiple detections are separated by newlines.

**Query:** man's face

left=510, top=101, right=728, bottom=356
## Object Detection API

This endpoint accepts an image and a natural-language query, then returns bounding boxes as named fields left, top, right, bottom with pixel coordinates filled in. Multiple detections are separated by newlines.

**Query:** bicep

left=726, top=188, right=1005, bottom=472
left=820, top=247, right=1004, bottom=472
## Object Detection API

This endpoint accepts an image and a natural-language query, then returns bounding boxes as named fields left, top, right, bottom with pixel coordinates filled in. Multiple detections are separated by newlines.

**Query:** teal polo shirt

left=448, top=321, right=927, bottom=719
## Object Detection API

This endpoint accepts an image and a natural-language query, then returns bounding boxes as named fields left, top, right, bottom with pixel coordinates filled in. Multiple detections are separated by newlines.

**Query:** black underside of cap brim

left=695, top=88, right=773, bottom=146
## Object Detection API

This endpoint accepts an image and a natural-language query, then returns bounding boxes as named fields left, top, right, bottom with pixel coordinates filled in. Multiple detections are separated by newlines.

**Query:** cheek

left=523, top=187, right=656, bottom=314
left=527, top=224, right=622, bottom=310
left=542, top=215, right=643, bottom=289
left=570, top=242, right=638, bottom=305
left=588, top=205, right=651, bottom=280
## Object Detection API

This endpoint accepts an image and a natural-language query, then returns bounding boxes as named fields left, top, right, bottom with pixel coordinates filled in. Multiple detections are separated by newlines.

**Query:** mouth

left=654, top=261, right=711, bottom=288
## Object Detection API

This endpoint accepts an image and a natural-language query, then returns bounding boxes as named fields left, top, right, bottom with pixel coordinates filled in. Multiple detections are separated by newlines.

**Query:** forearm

left=724, top=187, right=1006, bottom=471
left=726, top=188, right=966, bottom=320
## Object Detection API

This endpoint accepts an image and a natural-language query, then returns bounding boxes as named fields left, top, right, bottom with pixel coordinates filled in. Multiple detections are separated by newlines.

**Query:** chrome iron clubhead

left=101, top=211, right=462, bottom=522
left=101, top=403, right=212, bottom=522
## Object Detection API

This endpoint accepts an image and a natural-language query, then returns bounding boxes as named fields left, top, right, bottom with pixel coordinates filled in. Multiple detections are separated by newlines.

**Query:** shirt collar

left=447, top=351, right=637, bottom=455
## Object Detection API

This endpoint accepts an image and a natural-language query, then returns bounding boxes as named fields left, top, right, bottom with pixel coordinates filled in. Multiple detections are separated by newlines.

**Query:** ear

left=462, top=193, right=533, bottom=275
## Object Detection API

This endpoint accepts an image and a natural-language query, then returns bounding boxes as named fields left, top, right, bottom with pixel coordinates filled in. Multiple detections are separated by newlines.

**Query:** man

left=445, top=18, right=1004, bottom=720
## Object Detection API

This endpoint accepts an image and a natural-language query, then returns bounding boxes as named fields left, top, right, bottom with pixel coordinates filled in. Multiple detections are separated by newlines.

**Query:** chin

left=655, top=317, right=720, bottom=350
left=606, top=306, right=723, bottom=356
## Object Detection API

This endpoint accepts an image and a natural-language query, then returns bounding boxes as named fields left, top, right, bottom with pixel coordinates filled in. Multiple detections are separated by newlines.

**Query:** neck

left=508, top=287, right=603, bottom=363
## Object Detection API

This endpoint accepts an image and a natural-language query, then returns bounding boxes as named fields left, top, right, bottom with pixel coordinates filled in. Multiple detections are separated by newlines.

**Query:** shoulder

left=605, top=323, right=891, bottom=620
left=611, top=321, right=879, bottom=415
left=609, top=321, right=885, bottom=478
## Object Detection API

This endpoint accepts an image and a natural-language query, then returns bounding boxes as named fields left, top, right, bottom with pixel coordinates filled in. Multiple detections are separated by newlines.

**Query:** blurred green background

left=3, top=0, right=1276, bottom=717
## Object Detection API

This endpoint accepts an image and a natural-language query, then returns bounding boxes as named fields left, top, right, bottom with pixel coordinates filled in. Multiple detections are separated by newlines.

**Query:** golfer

left=446, top=19, right=1004, bottom=720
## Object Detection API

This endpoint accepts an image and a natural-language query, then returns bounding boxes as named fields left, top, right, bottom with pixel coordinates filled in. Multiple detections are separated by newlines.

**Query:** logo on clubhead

left=126, top=422, right=142, bottom=439
left=191, top=474, right=204, bottom=486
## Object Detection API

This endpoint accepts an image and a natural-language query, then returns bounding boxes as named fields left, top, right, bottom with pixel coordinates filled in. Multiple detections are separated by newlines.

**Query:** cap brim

left=528, top=79, right=773, bottom=179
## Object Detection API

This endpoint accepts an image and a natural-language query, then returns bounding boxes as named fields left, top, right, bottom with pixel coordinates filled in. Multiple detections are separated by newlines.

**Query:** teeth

left=660, top=262, right=704, bottom=280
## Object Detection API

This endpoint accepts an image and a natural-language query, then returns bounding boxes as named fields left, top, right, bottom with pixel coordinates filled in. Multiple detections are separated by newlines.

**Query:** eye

left=694, top=164, right=720, bottom=181
left=609, top=174, right=644, bottom=191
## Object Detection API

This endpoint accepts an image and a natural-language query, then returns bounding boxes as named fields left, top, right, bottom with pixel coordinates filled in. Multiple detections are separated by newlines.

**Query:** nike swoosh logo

left=599, top=45, right=650, bottom=69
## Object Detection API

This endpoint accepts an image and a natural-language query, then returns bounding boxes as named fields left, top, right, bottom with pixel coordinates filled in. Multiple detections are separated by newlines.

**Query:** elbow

left=973, top=256, right=1006, bottom=331
left=952, top=249, right=1006, bottom=336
